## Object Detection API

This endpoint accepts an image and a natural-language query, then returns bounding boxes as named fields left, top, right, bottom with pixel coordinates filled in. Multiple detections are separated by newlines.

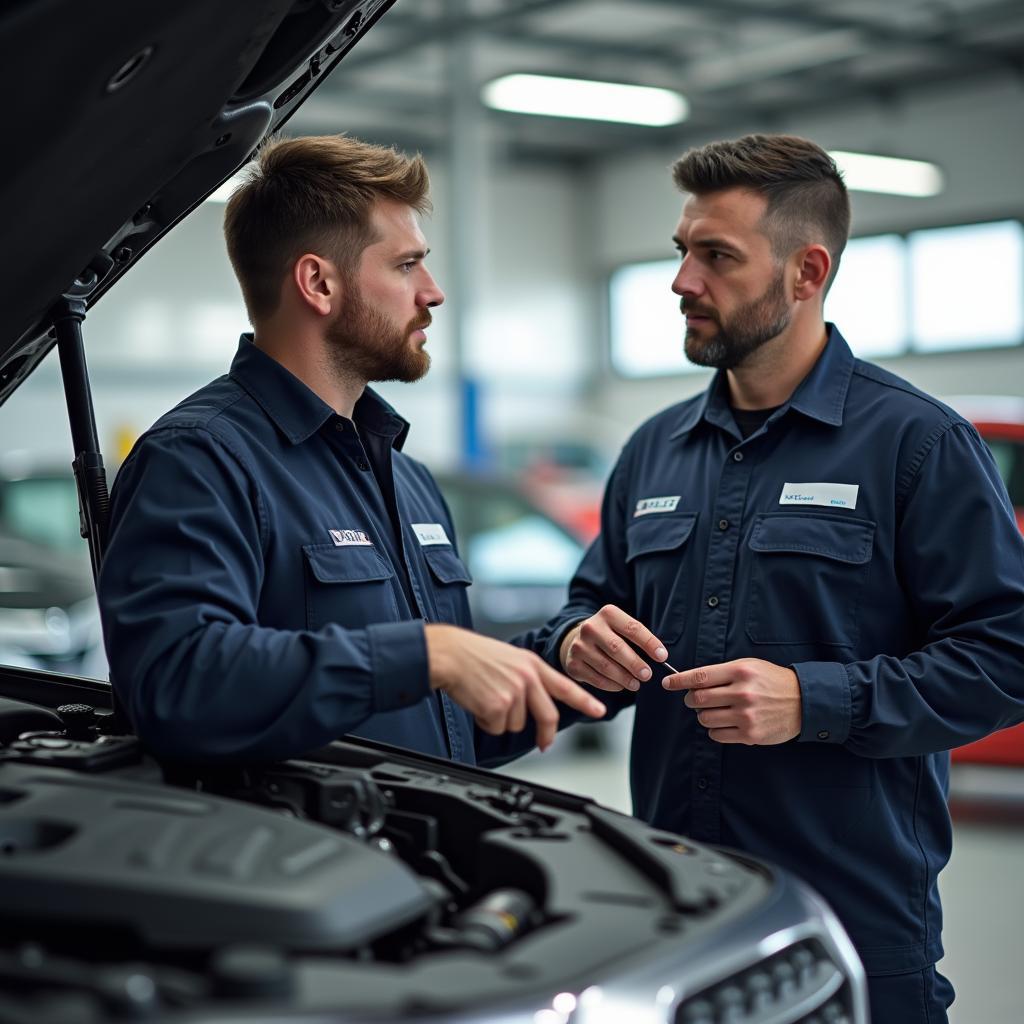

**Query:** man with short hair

left=98, top=134, right=605, bottom=766
left=500, top=134, right=1024, bottom=1022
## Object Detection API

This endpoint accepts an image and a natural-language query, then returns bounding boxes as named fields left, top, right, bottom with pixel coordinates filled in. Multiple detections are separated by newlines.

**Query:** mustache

left=680, top=300, right=718, bottom=322
left=410, top=312, right=432, bottom=332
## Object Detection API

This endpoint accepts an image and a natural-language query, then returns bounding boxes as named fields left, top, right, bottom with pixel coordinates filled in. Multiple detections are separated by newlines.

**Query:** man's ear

left=292, top=254, right=343, bottom=317
left=792, top=244, right=831, bottom=302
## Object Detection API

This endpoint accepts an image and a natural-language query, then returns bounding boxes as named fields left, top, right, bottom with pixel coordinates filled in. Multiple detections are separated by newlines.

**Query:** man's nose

left=671, top=258, right=703, bottom=299
left=420, top=271, right=445, bottom=308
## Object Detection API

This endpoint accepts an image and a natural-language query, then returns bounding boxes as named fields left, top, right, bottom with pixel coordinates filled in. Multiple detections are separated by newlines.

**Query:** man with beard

left=491, top=134, right=1024, bottom=1022
left=98, top=134, right=605, bottom=765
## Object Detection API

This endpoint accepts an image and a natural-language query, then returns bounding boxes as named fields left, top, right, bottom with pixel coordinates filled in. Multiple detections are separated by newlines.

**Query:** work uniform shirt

left=508, top=326, right=1024, bottom=974
left=99, top=336, right=476, bottom=764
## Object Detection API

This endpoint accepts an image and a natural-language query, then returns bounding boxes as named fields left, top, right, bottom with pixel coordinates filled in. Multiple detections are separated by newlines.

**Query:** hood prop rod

left=52, top=296, right=126, bottom=729
left=53, top=298, right=109, bottom=582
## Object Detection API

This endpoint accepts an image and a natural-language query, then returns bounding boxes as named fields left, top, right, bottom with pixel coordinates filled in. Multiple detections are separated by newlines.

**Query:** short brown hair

left=223, top=134, right=431, bottom=322
left=672, top=134, right=850, bottom=288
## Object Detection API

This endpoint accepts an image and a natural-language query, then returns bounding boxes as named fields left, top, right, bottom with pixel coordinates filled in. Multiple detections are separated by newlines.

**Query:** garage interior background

left=2, top=2, right=1022, bottom=1021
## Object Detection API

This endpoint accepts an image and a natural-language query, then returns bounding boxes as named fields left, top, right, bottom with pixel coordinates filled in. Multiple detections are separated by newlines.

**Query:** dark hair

left=224, top=134, right=431, bottom=322
left=672, top=134, right=850, bottom=289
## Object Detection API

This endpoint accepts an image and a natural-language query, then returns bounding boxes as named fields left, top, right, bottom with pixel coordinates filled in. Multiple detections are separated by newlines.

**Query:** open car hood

left=0, top=0, right=396, bottom=407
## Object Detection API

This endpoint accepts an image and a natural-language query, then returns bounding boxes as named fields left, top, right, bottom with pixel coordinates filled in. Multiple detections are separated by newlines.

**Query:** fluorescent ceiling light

left=829, top=150, right=944, bottom=197
left=482, top=74, right=688, bottom=126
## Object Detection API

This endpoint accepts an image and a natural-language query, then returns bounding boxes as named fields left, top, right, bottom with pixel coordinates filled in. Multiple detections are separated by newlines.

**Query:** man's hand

left=425, top=625, right=606, bottom=752
left=663, top=659, right=802, bottom=745
left=559, top=604, right=669, bottom=693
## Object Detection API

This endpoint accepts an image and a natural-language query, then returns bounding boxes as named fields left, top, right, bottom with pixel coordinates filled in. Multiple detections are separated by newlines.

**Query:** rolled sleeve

left=794, top=661, right=852, bottom=744
left=367, top=619, right=430, bottom=712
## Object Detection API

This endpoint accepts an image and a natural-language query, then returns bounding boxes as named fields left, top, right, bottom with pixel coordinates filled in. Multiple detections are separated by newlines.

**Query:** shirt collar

left=228, top=334, right=410, bottom=449
left=786, top=324, right=854, bottom=426
left=668, top=323, right=854, bottom=440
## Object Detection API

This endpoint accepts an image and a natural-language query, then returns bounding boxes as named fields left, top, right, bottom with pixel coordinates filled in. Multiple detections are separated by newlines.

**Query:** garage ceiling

left=290, top=0, right=1024, bottom=165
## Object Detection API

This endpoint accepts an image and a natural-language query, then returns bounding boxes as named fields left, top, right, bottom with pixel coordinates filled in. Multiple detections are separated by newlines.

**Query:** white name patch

left=634, top=496, right=682, bottom=517
left=779, top=483, right=859, bottom=509
left=329, top=529, right=373, bottom=547
left=411, top=522, right=451, bottom=546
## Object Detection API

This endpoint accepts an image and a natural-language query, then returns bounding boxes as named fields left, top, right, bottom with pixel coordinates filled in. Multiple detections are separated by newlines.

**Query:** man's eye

left=399, top=261, right=416, bottom=272
left=709, top=250, right=730, bottom=261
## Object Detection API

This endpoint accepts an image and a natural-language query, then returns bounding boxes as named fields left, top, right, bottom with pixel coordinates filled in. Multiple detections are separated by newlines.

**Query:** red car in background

left=947, top=397, right=1024, bottom=765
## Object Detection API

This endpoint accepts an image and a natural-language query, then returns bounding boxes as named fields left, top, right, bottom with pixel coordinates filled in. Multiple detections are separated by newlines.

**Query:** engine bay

left=0, top=694, right=782, bottom=1022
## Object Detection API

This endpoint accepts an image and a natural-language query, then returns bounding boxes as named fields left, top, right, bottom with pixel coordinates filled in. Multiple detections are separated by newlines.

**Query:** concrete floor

left=498, top=734, right=1024, bottom=1024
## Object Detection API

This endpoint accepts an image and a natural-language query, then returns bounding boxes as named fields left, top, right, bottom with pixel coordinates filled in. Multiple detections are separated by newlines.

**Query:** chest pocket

left=302, top=544, right=398, bottom=631
left=422, top=545, right=473, bottom=625
left=625, top=513, right=697, bottom=644
left=746, top=513, right=875, bottom=648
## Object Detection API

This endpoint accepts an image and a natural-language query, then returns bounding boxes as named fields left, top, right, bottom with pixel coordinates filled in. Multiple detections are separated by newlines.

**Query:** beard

left=325, top=283, right=431, bottom=384
left=683, top=270, right=791, bottom=370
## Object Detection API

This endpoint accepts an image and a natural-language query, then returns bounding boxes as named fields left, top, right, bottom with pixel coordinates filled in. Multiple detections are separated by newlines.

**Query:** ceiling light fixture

left=829, top=150, right=944, bottom=197
left=482, top=74, right=688, bottom=127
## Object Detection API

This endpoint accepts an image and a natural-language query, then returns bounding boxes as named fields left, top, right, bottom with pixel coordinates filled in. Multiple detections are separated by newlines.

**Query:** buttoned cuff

left=793, top=661, right=851, bottom=744
left=366, top=620, right=430, bottom=713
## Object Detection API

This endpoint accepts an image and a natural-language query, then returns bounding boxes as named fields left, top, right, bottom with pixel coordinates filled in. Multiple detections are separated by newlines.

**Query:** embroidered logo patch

left=329, top=529, right=373, bottom=546
left=778, top=483, right=859, bottom=509
left=411, top=523, right=450, bottom=546
left=634, top=496, right=682, bottom=517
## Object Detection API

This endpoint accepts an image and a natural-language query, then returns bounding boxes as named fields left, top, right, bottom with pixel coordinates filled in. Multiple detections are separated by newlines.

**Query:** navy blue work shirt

left=503, top=326, right=1024, bottom=974
left=99, top=336, right=477, bottom=764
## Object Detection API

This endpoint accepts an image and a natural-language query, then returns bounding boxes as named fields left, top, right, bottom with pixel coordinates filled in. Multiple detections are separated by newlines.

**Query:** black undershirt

left=731, top=405, right=780, bottom=439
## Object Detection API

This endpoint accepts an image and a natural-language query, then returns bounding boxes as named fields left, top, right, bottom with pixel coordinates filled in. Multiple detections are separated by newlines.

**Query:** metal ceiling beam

left=477, top=9, right=1019, bottom=93
left=481, top=25, right=688, bottom=71
left=650, top=62, right=1022, bottom=147
left=484, top=27, right=871, bottom=94
left=632, top=0, right=1024, bottom=67
left=298, top=87, right=440, bottom=116
left=334, top=0, right=587, bottom=73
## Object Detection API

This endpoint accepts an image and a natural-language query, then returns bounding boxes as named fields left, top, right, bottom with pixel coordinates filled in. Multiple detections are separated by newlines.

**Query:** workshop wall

left=587, top=77, right=1024, bottom=442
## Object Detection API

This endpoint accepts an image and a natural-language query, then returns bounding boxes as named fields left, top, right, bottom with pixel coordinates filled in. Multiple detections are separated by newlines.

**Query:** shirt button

left=697, top=777, right=709, bottom=791
left=732, top=451, right=744, bottom=462
left=356, top=457, right=370, bottom=471
left=817, top=730, right=830, bottom=740
left=334, top=422, right=345, bottom=432
left=707, top=595, right=720, bottom=608
left=718, top=518, right=729, bottom=531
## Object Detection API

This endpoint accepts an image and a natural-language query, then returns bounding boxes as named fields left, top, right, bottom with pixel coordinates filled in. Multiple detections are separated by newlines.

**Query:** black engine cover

left=0, top=761, right=433, bottom=950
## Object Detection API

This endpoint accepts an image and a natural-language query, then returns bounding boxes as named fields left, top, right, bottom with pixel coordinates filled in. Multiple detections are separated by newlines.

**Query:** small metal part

left=453, top=889, right=536, bottom=952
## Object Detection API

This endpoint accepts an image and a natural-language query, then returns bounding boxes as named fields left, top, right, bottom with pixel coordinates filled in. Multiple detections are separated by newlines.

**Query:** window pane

left=609, top=259, right=703, bottom=377
left=825, top=234, right=908, bottom=357
left=909, top=220, right=1024, bottom=352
